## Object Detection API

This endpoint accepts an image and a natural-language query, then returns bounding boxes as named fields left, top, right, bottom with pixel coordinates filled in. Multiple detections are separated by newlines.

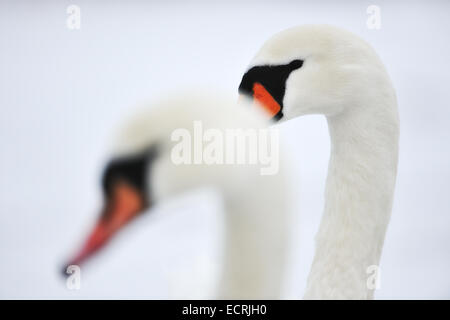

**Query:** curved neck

left=305, top=103, right=399, bottom=299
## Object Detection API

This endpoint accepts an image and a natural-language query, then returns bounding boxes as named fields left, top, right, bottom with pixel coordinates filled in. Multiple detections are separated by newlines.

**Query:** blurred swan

left=65, top=93, right=291, bottom=299
left=238, top=25, right=399, bottom=299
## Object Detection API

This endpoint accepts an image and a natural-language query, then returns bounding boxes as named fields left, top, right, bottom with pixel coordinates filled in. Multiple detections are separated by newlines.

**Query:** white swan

left=238, top=25, right=399, bottom=299
left=65, top=93, right=291, bottom=299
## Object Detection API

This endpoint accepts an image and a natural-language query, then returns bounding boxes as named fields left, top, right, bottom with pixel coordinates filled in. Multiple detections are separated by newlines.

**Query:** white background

left=1, top=0, right=449, bottom=299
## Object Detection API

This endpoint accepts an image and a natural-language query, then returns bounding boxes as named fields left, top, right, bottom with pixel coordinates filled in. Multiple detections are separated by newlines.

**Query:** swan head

left=239, top=25, right=390, bottom=121
left=63, top=93, right=281, bottom=270
left=64, top=145, right=159, bottom=269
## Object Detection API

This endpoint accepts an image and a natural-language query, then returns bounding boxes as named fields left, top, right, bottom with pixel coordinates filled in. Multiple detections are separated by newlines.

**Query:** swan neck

left=305, top=105, right=399, bottom=299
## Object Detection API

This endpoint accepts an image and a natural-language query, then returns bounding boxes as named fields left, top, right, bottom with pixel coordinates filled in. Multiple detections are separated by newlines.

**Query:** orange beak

left=65, top=181, right=145, bottom=268
left=252, top=82, right=281, bottom=118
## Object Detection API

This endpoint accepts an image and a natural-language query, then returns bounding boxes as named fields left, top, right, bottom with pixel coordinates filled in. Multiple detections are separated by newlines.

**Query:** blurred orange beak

left=252, top=82, right=281, bottom=117
left=65, top=181, right=144, bottom=268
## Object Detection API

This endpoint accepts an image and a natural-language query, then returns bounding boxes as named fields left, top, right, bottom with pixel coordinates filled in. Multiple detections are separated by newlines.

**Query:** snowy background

left=1, top=0, right=449, bottom=299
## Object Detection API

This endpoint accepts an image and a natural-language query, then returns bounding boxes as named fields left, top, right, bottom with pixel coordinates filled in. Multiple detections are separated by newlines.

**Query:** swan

left=64, top=93, right=291, bottom=299
left=238, top=25, right=399, bottom=299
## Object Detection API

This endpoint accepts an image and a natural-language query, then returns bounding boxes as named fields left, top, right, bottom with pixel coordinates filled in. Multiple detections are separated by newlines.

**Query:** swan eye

left=238, top=59, right=303, bottom=121
left=102, top=145, right=158, bottom=206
